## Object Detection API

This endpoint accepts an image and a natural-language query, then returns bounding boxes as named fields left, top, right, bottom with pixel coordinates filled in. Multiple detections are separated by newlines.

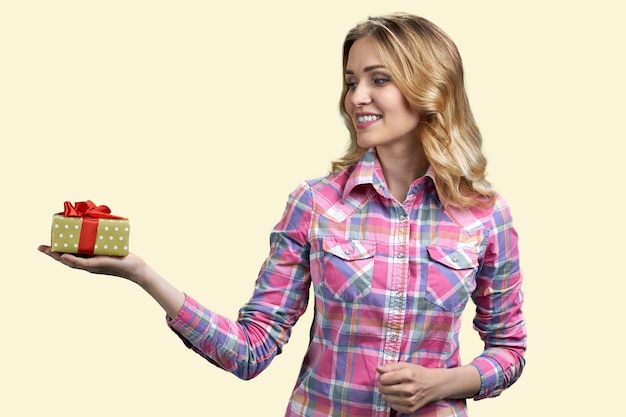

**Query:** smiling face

left=343, top=37, right=421, bottom=153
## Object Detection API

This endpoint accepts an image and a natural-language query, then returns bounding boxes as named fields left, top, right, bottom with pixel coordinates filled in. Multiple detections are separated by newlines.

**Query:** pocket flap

left=322, top=237, right=376, bottom=261
left=427, top=245, right=477, bottom=270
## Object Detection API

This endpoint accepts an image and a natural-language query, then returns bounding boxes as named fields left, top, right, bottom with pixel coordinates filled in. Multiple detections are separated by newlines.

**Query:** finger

left=37, top=245, right=53, bottom=255
left=381, top=393, right=420, bottom=414
left=54, top=253, right=92, bottom=270
left=382, top=392, right=413, bottom=405
left=377, top=361, right=411, bottom=375
left=382, top=390, right=426, bottom=414
left=39, top=245, right=98, bottom=270
left=378, top=379, right=412, bottom=395
left=377, top=363, right=412, bottom=386
left=38, top=245, right=69, bottom=263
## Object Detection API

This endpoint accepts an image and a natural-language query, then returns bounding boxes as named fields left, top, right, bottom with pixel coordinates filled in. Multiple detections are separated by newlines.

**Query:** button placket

left=382, top=205, right=411, bottom=365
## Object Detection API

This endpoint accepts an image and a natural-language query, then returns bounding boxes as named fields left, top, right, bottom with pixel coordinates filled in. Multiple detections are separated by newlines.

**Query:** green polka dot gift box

left=51, top=200, right=130, bottom=256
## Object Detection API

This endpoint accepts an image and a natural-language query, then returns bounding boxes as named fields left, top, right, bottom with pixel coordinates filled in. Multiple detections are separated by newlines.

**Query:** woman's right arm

left=37, top=180, right=315, bottom=380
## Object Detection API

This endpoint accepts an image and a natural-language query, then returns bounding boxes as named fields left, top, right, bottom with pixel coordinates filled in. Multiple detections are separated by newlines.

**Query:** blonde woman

left=39, top=13, right=526, bottom=416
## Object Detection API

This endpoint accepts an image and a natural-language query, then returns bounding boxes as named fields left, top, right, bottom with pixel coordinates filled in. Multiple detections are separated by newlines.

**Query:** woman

left=39, top=13, right=526, bottom=416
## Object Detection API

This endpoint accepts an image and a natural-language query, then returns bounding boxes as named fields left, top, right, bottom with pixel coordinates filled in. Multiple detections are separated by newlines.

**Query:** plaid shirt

left=168, top=148, right=526, bottom=416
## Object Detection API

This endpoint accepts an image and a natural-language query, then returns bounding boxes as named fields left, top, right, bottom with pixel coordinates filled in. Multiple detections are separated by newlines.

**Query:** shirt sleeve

left=470, top=195, right=527, bottom=399
left=167, top=182, right=313, bottom=380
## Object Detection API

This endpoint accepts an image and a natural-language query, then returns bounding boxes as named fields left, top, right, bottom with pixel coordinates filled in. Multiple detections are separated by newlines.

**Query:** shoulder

left=306, top=166, right=354, bottom=192
left=445, top=193, right=515, bottom=232
left=285, top=165, right=370, bottom=221
left=290, top=166, right=355, bottom=202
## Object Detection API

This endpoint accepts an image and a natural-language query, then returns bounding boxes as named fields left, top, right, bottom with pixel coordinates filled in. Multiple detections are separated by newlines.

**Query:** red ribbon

left=60, top=200, right=127, bottom=220
left=59, top=201, right=127, bottom=255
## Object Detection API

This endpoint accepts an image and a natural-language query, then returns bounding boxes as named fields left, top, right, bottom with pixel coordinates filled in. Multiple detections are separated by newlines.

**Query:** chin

left=356, top=136, right=377, bottom=149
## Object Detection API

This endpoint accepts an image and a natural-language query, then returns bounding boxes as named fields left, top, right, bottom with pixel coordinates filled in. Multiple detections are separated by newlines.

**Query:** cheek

left=397, top=96, right=420, bottom=126
left=403, top=108, right=420, bottom=128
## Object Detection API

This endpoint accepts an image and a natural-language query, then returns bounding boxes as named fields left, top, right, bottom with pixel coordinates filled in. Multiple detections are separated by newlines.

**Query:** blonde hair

left=332, top=13, right=495, bottom=208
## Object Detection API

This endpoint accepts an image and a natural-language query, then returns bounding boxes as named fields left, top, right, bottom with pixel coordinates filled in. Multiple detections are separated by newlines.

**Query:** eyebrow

left=345, top=65, right=386, bottom=75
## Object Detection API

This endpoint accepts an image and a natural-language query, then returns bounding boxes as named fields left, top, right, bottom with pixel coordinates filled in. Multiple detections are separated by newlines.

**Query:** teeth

left=357, top=115, right=381, bottom=123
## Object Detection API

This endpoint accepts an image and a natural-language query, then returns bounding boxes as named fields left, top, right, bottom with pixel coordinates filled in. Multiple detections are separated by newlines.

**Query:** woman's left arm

left=469, top=197, right=527, bottom=399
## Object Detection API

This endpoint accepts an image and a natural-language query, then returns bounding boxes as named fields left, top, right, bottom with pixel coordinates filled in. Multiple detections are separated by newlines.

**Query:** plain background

left=1, top=1, right=624, bottom=415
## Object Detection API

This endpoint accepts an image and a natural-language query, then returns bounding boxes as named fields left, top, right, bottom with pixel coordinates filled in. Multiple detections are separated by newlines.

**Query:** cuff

left=470, top=356, right=505, bottom=400
left=166, top=294, right=217, bottom=345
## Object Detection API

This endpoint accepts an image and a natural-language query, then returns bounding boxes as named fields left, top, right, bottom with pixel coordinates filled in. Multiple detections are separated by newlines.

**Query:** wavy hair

left=332, top=13, right=495, bottom=208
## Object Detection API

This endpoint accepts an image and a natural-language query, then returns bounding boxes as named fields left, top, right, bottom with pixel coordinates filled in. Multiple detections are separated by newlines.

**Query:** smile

left=357, top=115, right=382, bottom=123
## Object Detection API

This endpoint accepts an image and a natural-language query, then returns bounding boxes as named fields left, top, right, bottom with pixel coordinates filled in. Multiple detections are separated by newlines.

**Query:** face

left=344, top=37, right=420, bottom=152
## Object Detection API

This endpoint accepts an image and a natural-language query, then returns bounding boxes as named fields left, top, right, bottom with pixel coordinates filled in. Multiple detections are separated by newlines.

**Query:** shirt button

left=397, top=253, right=405, bottom=259
left=399, top=215, right=406, bottom=221
left=390, top=335, right=398, bottom=342
left=345, top=249, right=353, bottom=255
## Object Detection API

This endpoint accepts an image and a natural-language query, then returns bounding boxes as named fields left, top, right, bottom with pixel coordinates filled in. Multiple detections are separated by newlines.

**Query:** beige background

left=1, top=1, right=623, bottom=415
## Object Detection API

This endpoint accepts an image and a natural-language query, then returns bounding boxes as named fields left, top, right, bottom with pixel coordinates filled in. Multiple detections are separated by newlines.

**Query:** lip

left=354, top=112, right=382, bottom=129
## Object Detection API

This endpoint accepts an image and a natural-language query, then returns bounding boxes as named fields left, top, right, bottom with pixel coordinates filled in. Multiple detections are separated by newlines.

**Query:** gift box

left=51, top=200, right=130, bottom=256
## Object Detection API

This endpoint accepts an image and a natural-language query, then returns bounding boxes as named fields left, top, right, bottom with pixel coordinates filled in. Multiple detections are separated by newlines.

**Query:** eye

left=373, top=77, right=391, bottom=86
left=345, top=81, right=358, bottom=90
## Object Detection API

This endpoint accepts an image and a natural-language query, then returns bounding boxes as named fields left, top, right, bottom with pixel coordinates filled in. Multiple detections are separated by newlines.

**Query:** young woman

left=39, top=13, right=526, bottom=416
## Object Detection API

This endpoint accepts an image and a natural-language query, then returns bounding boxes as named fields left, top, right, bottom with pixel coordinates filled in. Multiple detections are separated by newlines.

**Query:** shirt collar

left=343, top=148, right=436, bottom=202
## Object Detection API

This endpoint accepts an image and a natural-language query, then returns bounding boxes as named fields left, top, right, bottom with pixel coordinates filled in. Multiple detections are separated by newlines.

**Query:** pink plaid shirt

left=168, top=149, right=526, bottom=416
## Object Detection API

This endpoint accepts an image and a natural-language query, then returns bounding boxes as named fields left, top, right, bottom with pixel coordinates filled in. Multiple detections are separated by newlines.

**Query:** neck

left=376, top=145, right=429, bottom=202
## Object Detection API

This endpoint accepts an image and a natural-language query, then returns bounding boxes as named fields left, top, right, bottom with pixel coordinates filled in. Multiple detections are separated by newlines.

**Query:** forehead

left=345, top=37, right=384, bottom=70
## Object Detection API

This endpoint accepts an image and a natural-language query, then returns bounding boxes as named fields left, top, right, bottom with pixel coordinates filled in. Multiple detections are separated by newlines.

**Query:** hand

left=376, top=362, right=440, bottom=413
left=37, top=245, right=147, bottom=284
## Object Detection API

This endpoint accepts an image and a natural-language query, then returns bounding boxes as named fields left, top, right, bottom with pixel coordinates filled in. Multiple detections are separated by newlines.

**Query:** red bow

left=61, top=200, right=127, bottom=220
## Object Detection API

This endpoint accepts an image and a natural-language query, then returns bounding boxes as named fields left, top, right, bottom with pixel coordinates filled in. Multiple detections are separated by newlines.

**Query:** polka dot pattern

left=51, top=214, right=130, bottom=256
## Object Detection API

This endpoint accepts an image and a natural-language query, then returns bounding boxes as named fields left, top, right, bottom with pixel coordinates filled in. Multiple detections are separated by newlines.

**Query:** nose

left=349, top=83, right=372, bottom=107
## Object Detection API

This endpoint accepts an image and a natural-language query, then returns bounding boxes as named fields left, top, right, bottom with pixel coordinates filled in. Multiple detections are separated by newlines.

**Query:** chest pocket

left=321, top=237, right=376, bottom=302
left=425, top=245, right=478, bottom=312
